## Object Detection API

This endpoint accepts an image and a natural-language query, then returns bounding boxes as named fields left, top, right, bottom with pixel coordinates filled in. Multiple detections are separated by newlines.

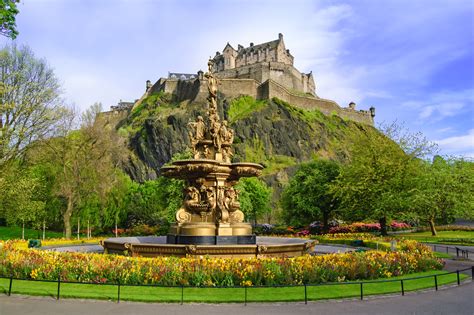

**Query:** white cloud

left=401, top=89, right=474, bottom=121
left=436, top=127, right=454, bottom=134
left=435, top=129, right=474, bottom=158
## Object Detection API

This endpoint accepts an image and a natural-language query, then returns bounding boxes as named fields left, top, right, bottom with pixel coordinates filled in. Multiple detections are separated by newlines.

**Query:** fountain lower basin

left=101, top=236, right=316, bottom=258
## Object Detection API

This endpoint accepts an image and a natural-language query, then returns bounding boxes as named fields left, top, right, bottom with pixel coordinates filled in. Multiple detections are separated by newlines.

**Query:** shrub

left=125, top=224, right=159, bottom=236
left=328, top=221, right=412, bottom=234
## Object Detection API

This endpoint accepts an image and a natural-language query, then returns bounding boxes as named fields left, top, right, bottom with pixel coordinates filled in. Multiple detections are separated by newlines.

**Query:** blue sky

left=2, top=0, right=473, bottom=157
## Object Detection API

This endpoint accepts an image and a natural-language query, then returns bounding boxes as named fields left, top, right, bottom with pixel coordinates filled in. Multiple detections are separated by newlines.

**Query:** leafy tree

left=0, top=44, right=65, bottom=169
left=35, top=103, right=127, bottom=238
left=409, top=156, right=474, bottom=235
left=0, top=164, right=46, bottom=238
left=101, top=172, right=133, bottom=233
left=0, top=0, right=19, bottom=39
left=330, top=123, right=436, bottom=235
left=235, top=177, right=272, bottom=225
left=281, top=159, right=340, bottom=232
left=124, top=176, right=184, bottom=227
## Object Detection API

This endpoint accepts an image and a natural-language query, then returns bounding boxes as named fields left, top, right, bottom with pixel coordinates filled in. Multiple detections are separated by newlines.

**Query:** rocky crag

left=112, top=92, right=379, bottom=192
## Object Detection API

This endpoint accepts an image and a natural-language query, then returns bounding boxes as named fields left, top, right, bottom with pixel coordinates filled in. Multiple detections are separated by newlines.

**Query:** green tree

left=124, top=177, right=184, bottom=227
left=331, top=123, right=436, bottom=235
left=0, top=0, right=19, bottom=39
left=0, top=164, right=46, bottom=238
left=409, top=156, right=474, bottom=235
left=0, top=44, right=65, bottom=169
left=281, top=159, right=340, bottom=232
left=35, top=104, right=127, bottom=238
left=235, top=177, right=272, bottom=225
left=101, top=172, right=133, bottom=234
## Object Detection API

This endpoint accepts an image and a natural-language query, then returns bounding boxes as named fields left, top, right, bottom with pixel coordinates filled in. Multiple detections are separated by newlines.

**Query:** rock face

left=121, top=96, right=375, bottom=183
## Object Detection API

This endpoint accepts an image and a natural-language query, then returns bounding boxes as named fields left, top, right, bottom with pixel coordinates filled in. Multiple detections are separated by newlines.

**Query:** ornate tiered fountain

left=161, top=60, right=262, bottom=245
left=102, top=60, right=316, bottom=258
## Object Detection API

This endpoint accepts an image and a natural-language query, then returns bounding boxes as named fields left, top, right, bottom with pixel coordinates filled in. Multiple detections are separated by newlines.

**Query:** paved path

left=43, top=243, right=357, bottom=255
left=43, top=244, right=103, bottom=253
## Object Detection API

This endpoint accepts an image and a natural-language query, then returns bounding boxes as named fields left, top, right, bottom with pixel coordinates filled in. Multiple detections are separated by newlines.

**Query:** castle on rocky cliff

left=111, top=34, right=375, bottom=125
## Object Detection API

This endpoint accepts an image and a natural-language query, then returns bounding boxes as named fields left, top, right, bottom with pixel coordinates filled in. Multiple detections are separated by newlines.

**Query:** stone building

left=211, top=33, right=316, bottom=96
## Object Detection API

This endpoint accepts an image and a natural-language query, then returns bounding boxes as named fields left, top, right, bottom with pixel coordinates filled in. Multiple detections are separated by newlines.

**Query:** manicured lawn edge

left=0, top=270, right=469, bottom=303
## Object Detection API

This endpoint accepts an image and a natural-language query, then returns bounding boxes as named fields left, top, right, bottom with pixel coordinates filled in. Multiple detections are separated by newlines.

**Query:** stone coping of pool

left=101, top=236, right=317, bottom=258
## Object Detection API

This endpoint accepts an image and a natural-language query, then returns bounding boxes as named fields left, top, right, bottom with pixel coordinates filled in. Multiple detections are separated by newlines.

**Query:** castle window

left=180, top=75, right=186, bottom=80
left=225, top=58, right=229, bottom=66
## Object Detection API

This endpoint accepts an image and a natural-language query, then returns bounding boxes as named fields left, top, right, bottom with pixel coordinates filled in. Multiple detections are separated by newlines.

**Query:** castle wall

left=156, top=78, right=258, bottom=104
left=98, top=108, right=130, bottom=127
left=186, top=78, right=259, bottom=103
left=215, top=62, right=315, bottom=96
left=156, top=79, right=202, bottom=103
left=219, top=79, right=258, bottom=100
left=260, top=80, right=374, bottom=125
left=147, top=77, right=373, bottom=126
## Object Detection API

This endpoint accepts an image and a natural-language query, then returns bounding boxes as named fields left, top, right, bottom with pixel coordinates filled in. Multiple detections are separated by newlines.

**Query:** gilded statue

left=224, top=187, right=240, bottom=212
left=205, top=186, right=217, bottom=213
left=188, top=116, right=206, bottom=158
left=184, top=186, right=201, bottom=213
left=216, top=186, right=229, bottom=223
left=205, top=60, right=218, bottom=112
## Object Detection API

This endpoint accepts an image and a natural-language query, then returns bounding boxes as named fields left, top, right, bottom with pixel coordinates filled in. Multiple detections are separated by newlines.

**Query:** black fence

left=429, top=244, right=473, bottom=260
left=1, top=267, right=473, bottom=304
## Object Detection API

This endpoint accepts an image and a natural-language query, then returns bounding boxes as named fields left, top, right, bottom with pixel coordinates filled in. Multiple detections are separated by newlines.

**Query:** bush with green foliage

left=281, top=159, right=340, bottom=232
left=235, top=177, right=272, bottom=225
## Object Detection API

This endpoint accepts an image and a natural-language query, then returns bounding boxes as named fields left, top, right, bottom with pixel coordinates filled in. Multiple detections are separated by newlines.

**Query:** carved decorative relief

left=176, top=208, right=192, bottom=223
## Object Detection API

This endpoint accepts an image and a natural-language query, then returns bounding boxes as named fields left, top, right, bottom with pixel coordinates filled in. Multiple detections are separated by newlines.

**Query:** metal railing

left=429, top=244, right=473, bottom=260
left=1, top=267, right=472, bottom=304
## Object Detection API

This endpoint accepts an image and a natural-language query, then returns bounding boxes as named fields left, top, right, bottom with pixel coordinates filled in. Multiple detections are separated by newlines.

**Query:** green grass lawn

left=0, top=226, right=64, bottom=241
left=433, top=252, right=453, bottom=259
left=0, top=270, right=468, bottom=303
left=397, top=231, right=474, bottom=245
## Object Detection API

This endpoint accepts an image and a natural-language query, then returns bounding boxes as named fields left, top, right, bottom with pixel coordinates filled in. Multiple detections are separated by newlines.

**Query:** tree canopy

left=330, top=123, right=437, bottom=235
left=0, top=44, right=65, bottom=169
left=281, top=159, right=340, bottom=231
left=0, top=0, right=19, bottom=39
left=235, top=177, right=272, bottom=225
left=409, top=156, right=474, bottom=235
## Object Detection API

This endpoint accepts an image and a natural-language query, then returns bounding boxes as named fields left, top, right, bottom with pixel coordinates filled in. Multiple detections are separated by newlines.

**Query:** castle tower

left=222, top=43, right=237, bottom=70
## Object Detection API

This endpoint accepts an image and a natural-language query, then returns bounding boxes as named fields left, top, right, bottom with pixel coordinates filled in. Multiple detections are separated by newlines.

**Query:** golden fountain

left=102, top=60, right=316, bottom=258
left=161, top=60, right=262, bottom=245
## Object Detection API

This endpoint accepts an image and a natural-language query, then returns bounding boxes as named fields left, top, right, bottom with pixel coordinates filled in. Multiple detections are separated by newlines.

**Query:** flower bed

left=328, top=221, right=411, bottom=234
left=254, top=221, right=412, bottom=236
left=0, top=239, right=442, bottom=287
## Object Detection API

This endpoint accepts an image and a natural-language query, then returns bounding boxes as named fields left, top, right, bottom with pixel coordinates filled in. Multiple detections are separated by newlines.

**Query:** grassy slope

left=398, top=231, right=474, bottom=245
left=0, top=271, right=467, bottom=303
